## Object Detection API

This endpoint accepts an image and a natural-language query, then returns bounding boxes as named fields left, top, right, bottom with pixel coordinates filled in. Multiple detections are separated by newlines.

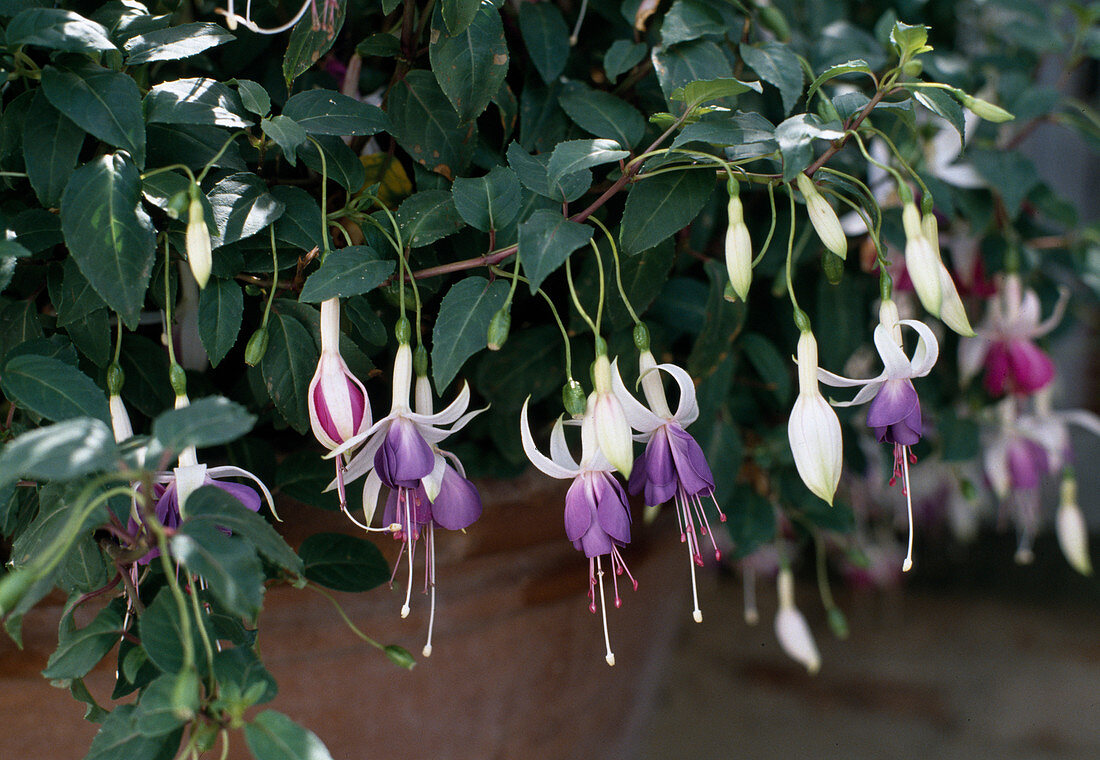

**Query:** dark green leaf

left=660, top=0, right=726, bottom=46
left=58, top=533, right=111, bottom=595
left=283, top=0, right=345, bottom=86
left=70, top=677, right=110, bottom=723
left=671, top=111, right=776, bottom=149
left=42, top=605, right=122, bottom=679
left=60, top=152, right=156, bottom=328
left=213, top=647, right=277, bottom=704
left=42, top=62, right=145, bottom=167
left=275, top=449, right=341, bottom=511
left=299, top=533, right=390, bottom=592
left=343, top=295, right=387, bottom=346
left=619, top=167, right=715, bottom=254
left=519, top=209, right=594, bottom=293
left=245, top=710, right=335, bottom=760
left=518, top=2, right=570, bottom=84
left=805, top=59, right=873, bottom=102
left=1, top=355, right=109, bottom=424
left=145, top=78, right=252, bottom=128
left=84, top=704, right=182, bottom=760
left=299, top=246, right=395, bottom=302
left=124, top=22, right=233, bottom=64
left=51, top=258, right=107, bottom=327
left=687, top=261, right=746, bottom=376
left=357, top=33, right=402, bottom=57
left=187, top=486, right=302, bottom=574
left=4, top=334, right=77, bottom=367
left=518, top=78, right=570, bottom=153
left=442, top=0, right=481, bottom=35
left=297, top=135, right=366, bottom=192
left=198, top=277, right=244, bottom=366
left=698, top=419, right=742, bottom=509
left=0, top=300, right=44, bottom=360
left=431, top=276, right=510, bottom=390
left=206, top=172, right=285, bottom=248
left=147, top=123, right=245, bottom=172
left=740, top=41, right=804, bottom=115
left=0, top=418, right=117, bottom=488
left=23, top=90, right=85, bottom=208
left=429, top=5, right=509, bottom=124
left=968, top=149, right=1039, bottom=216
left=740, top=332, right=791, bottom=405
left=653, top=41, right=734, bottom=107
left=725, top=490, right=776, bottom=558
left=474, top=325, right=562, bottom=410
left=396, top=190, right=465, bottom=247
left=235, top=80, right=271, bottom=117
left=912, top=87, right=966, bottom=141
left=12, top=207, right=62, bottom=253
left=7, top=8, right=116, bottom=53
left=451, top=166, right=522, bottom=232
left=604, top=40, right=646, bottom=82
left=172, top=523, right=265, bottom=620
left=547, top=138, right=628, bottom=186
left=119, top=334, right=173, bottom=417
left=283, top=90, right=389, bottom=136
left=261, top=116, right=307, bottom=165
left=558, top=84, right=646, bottom=148
left=669, top=77, right=762, bottom=106
left=260, top=312, right=317, bottom=434
left=581, top=239, right=675, bottom=329
left=152, top=397, right=255, bottom=454
left=506, top=141, right=589, bottom=203
left=272, top=186, right=324, bottom=250
left=133, top=672, right=199, bottom=737
left=774, top=114, right=844, bottom=181
left=138, top=587, right=212, bottom=674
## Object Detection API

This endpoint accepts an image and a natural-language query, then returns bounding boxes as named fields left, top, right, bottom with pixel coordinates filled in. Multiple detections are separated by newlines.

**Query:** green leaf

left=604, top=40, right=646, bottom=82
left=260, top=312, right=317, bottom=434
left=7, top=8, right=116, bottom=53
left=1, top=355, right=109, bottom=424
left=133, top=672, right=199, bottom=737
left=58, top=532, right=111, bottom=596
left=442, top=0, right=481, bottom=35
left=282, top=90, right=389, bottom=136
left=671, top=112, right=776, bottom=150
left=431, top=276, right=510, bottom=391
left=698, top=419, right=742, bottom=512
left=283, top=0, right=346, bottom=87
left=429, top=4, right=509, bottom=124
left=235, top=80, right=271, bottom=117
left=0, top=300, right=43, bottom=360
left=653, top=40, right=734, bottom=107
left=213, top=647, right=277, bottom=704
left=687, top=261, right=746, bottom=376
left=474, top=325, right=562, bottom=410
left=70, top=677, right=110, bottom=723
left=42, top=605, right=122, bottom=679
left=206, top=172, right=285, bottom=249
left=669, top=77, right=761, bottom=107
left=518, top=2, right=570, bottom=84
left=968, top=149, right=1040, bottom=217
left=272, top=186, right=325, bottom=250
left=138, top=587, right=212, bottom=674
left=890, top=21, right=930, bottom=58
left=41, top=62, right=145, bottom=167
left=547, top=138, right=628, bottom=186
left=261, top=116, right=307, bottom=166
left=725, top=490, right=775, bottom=558
left=519, top=209, right=594, bottom=293
left=619, top=167, right=715, bottom=254
left=299, top=246, right=395, bottom=302
left=11, top=207, right=63, bottom=253
left=84, top=704, right=182, bottom=760
left=396, top=189, right=465, bottom=247
left=52, top=258, right=107, bottom=327
left=660, top=0, right=726, bottom=46
left=912, top=87, right=965, bottom=141
left=275, top=450, right=340, bottom=512
left=518, top=79, right=570, bottom=153
left=151, top=397, right=255, bottom=454
left=23, top=90, right=85, bottom=208
left=187, top=486, right=302, bottom=574
left=356, top=33, right=402, bottom=58
left=506, top=141, right=589, bottom=203
left=774, top=114, right=844, bottom=182
left=296, top=135, right=366, bottom=192
left=172, top=523, right=265, bottom=620
left=558, top=83, right=646, bottom=148
left=147, top=123, right=245, bottom=172
left=198, top=277, right=243, bottom=366
left=245, top=710, right=335, bottom=760
left=299, top=532, right=390, bottom=592
left=805, top=59, right=873, bottom=103
left=145, top=78, right=252, bottom=128
left=119, top=334, right=173, bottom=417
left=60, top=152, right=156, bottom=328
left=0, top=418, right=117, bottom=488
left=739, top=42, right=804, bottom=115
left=124, top=22, right=234, bottom=64
left=580, top=239, right=675, bottom=329
left=451, top=165, right=522, bottom=232
left=740, top=332, right=791, bottom=405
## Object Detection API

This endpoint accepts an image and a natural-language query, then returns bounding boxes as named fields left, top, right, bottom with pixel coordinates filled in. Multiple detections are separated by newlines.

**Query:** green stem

left=140, top=164, right=197, bottom=184
left=589, top=215, right=639, bottom=326
left=304, top=582, right=385, bottom=650
left=753, top=181, right=779, bottom=267
left=196, top=131, right=248, bottom=184
left=113, top=316, right=125, bottom=365
left=784, top=188, right=802, bottom=317
left=588, top=239, right=606, bottom=335
left=162, top=235, right=178, bottom=369
left=860, top=126, right=930, bottom=200
left=565, top=258, right=598, bottom=335
left=186, top=578, right=217, bottom=685
left=262, top=227, right=279, bottom=327
left=147, top=519, right=196, bottom=672
left=305, top=137, right=331, bottom=259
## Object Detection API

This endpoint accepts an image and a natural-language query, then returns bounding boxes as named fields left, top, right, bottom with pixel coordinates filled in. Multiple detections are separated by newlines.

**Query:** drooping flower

left=959, top=274, right=1069, bottom=397
left=774, top=567, right=820, bottom=674
left=590, top=351, right=635, bottom=479
left=612, top=352, right=724, bottom=623
left=788, top=329, right=844, bottom=507
left=817, top=300, right=939, bottom=571
left=521, top=395, right=636, bottom=666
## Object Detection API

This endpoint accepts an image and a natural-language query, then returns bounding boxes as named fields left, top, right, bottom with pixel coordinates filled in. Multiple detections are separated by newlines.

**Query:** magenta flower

left=817, top=301, right=939, bottom=571
left=611, top=353, right=724, bottom=623
left=521, top=395, right=636, bottom=666
left=959, top=274, right=1069, bottom=396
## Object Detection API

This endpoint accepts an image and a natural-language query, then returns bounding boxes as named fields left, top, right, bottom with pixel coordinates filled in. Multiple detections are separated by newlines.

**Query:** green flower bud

left=827, top=607, right=849, bottom=639
left=395, top=316, right=411, bottom=344
left=413, top=343, right=429, bottom=376
left=901, top=60, right=923, bottom=77
left=958, top=93, right=1014, bottom=123
left=384, top=644, right=416, bottom=670
left=562, top=379, right=587, bottom=419
left=487, top=308, right=511, bottom=351
left=244, top=328, right=269, bottom=366
left=107, top=362, right=125, bottom=396
left=169, top=363, right=187, bottom=397
left=823, top=250, right=845, bottom=284
left=632, top=322, right=650, bottom=352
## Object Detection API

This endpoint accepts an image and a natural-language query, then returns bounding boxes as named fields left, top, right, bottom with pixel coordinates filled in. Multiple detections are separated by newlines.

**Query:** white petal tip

left=605, top=653, right=616, bottom=667
left=806, top=660, right=821, bottom=675
left=692, top=610, right=703, bottom=623
left=745, top=610, right=760, bottom=626
left=400, top=604, right=411, bottom=618
left=1014, top=549, right=1035, bottom=566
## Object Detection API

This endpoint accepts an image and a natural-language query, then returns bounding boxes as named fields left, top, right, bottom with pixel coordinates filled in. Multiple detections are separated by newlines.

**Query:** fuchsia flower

left=611, top=352, right=724, bottom=623
left=959, top=274, right=1069, bottom=396
left=521, top=395, right=636, bottom=666
left=817, top=300, right=939, bottom=571
left=309, top=298, right=372, bottom=512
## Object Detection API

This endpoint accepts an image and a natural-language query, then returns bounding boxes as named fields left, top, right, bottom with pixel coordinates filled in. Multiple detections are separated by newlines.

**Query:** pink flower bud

left=308, top=298, right=372, bottom=450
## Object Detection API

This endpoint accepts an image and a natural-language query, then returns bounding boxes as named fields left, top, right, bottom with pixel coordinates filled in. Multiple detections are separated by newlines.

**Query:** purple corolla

left=611, top=353, right=723, bottom=623
left=817, top=300, right=939, bottom=571
left=521, top=395, right=636, bottom=666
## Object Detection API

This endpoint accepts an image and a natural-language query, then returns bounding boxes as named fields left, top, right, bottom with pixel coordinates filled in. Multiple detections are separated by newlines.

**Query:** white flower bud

left=796, top=174, right=847, bottom=260
left=592, top=354, right=634, bottom=478
left=788, top=331, right=843, bottom=506
left=775, top=568, right=821, bottom=674
left=1057, top=478, right=1092, bottom=576
left=724, top=195, right=753, bottom=302
left=902, top=203, right=942, bottom=317
left=185, top=196, right=211, bottom=289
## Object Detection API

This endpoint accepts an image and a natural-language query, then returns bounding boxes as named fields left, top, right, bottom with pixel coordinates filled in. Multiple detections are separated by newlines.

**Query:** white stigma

left=902, top=451, right=914, bottom=573
left=689, top=548, right=703, bottom=623
left=422, top=644, right=432, bottom=657
left=423, top=530, right=436, bottom=659
left=596, top=557, right=615, bottom=667
left=743, top=566, right=759, bottom=625
left=400, top=603, right=411, bottom=618
left=693, top=610, right=703, bottom=623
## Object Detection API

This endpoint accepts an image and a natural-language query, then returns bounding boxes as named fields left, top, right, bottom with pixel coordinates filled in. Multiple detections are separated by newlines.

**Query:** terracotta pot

left=2, top=473, right=690, bottom=760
